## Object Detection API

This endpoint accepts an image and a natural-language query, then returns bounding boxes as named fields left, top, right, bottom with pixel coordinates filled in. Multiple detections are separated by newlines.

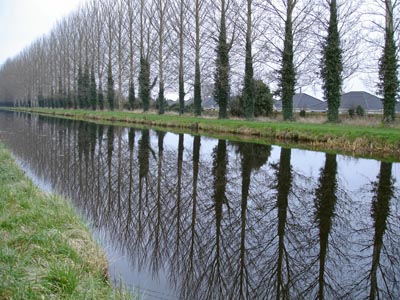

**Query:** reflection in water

left=276, top=148, right=292, bottom=300
left=209, top=139, right=228, bottom=299
left=369, top=162, right=396, bottom=300
left=236, top=142, right=271, bottom=298
left=314, top=154, right=338, bottom=300
left=0, top=111, right=399, bottom=300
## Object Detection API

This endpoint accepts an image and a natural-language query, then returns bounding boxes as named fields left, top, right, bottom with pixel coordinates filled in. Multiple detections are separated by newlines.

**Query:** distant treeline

left=0, top=101, right=14, bottom=107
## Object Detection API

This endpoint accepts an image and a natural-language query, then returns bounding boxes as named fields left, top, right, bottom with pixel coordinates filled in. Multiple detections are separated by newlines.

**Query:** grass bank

left=9, top=108, right=400, bottom=160
left=0, top=143, right=133, bottom=300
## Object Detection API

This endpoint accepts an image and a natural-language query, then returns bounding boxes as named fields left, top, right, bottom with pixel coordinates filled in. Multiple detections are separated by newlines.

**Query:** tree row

left=0, top=0, right=398, bottom=122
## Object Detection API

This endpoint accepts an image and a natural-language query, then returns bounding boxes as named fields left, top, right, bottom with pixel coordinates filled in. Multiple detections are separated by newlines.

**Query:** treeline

left=0, top=0, right=398, bottom=122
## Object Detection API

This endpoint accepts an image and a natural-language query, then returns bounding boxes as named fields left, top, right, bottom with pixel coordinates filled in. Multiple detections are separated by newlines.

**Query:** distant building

left=166, top=99, right=176, bottom=106
left=274, top=91, right=400, bottom=114
left=166, top=96, right=218, bottom=110
left=274, top=93, right=327, bottom=112
left=202, top=96, right=218, bottom=110
left=339, top=91, right=383, bottom=114
left=167, top=91, right=399, bottom=114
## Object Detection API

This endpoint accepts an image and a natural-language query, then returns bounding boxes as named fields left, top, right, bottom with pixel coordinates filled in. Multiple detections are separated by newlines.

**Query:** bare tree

left=139, top=0, right=157, bottom=111
left=124, top=0, right=138, bottom=110
left=154, top=0, right=169, bottom=114
left=115, top=0, right=128, bottom=109
left=170, top=0, right=187, bottom=115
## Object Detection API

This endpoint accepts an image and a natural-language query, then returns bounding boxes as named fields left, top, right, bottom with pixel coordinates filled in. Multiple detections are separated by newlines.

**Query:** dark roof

left=275, top=93, right=327, bottom=111
left=168, top=91, right=400, bottom=112
left=340, top=91, right=382, bottom=110
left=202, top=96, right=218, bottom=108
left=166, top=100, right=176, bottom=106
left=166, top=97, right=216, bottom=108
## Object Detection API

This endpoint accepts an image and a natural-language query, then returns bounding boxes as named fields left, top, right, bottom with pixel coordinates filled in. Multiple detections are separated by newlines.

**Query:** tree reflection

left=180, top=135, right=202, bottom=299
left=346, top=161, right=400, bottom=300
left=275, top=148, right=292, bottom=299
left=202, top=139, right=229, bottom=299
left=1, top=112, right=399, bottom=300
left=174, top=134, right=184, bottom=268
left=124, top=128, right=135, bottom=238
left=369, top=162, right=397, bottom=300
left=314, top=154, right=338, bottom=300
left=231, top=143, right=271, bottom=299
left=95, top=124, right=104, bottom=226
left=147, top=130, right=167, bottom=275
left=106, top=126, right=114, bottom=212
left=190, top=135, right=201, bottom=266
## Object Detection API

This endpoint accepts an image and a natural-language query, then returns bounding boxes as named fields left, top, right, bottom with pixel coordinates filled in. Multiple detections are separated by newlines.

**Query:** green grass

left=0, top=143, right=135, bottom=300
left=6, top=107, right=400, bottom=160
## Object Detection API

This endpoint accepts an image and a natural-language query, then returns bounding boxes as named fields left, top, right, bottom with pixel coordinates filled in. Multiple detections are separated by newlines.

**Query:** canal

left=0, top=110, right=399, bottom=300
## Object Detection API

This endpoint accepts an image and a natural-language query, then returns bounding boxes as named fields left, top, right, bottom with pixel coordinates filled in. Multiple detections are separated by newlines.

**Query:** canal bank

left=0, top=143, right=133, bottom=300
left=8, top=107, right=400, bottom=160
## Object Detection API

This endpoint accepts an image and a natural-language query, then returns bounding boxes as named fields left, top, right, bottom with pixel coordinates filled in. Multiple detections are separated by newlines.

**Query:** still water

left=0, top=111, right=399, bottom=300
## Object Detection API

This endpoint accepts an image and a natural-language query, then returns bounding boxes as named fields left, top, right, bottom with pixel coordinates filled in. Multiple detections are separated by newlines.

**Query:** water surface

left=0, top=111, right=399, bottom=300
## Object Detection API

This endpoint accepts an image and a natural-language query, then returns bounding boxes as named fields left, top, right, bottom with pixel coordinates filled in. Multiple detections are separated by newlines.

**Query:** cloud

left=0, top=0, right=84, bottom=65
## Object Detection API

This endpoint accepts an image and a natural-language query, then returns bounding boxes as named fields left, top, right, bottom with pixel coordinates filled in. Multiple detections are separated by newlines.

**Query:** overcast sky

left=0, top=0, right=85, bottom=65
left=0, top=0, right=373, bottom=96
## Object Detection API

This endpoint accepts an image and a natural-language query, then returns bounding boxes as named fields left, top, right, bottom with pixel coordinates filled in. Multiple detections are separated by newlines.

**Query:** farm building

left=340, top=91, right=382, bottom=114
left=274, top=91, right=400, bottom=114
left=274, top=93, right=327, bottom=112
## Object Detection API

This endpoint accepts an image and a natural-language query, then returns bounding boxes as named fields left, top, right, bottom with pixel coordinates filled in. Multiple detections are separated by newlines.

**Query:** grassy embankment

left=10, top=107, right=400, bottom=160
left=0, top=143, right=134, bottom=300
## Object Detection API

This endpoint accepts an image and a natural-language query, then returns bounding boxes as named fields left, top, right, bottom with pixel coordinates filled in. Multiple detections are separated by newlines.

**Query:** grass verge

left=0, top=143, right=134, bottom=300
left=7, top=107, right=400, bottom=160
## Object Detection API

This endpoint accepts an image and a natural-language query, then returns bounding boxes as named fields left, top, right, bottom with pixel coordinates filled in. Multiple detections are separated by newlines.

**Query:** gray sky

left=0, top=0, right=372, bottom=97
left=0, top=0, right=84, bottom=65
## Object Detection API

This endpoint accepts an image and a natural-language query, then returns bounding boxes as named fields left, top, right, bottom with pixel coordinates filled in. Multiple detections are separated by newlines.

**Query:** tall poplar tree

left=126, top=0, right=136, bottom=111
left=280, top=0, right=296, bottom=121
left=89, top=65, right=97, bottom=110
left=378, top=0, right=398, bottom=123
left=157, top=0, right=166, bottom=115
left=107, top=63, right=115, bottom=111
left=129, top=82, right=135, bottom=110
left=77, top=65, right=83, bottom=108
left=98, top=82, right=104, bottom=110
left=321, top=0, right=343, bottom=123
left=38, top=87, right=44, bottom=107
left=139, top=58, right=151, bottom=111
left=139, top=0, right=151, bottom=112
left=66, top=89, right=72, bottom=109
left=178, top=0, right=185, bottom=115
left=57, top=76, right=64, bottom=108
left=194, top=0, right=202, bottom=116
left=214, top=0, right=230, bottom=119
left=242, top=0, right=254, bottom=119
left=83, top=62, right=90, bottom=108
left=103, top=0, right=114, bottom=111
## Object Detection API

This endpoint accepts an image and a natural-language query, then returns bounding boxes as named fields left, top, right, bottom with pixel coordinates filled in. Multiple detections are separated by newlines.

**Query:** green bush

left=356, top=105, right=365, bottom=117
left=230, top=80, right=274, bottom=118
left=299, top=110, right=306, bottom=118
left=253, top=80, right=274, bottom=117
left=229, top=95, right=243, bottom=117
left=168, top=102, right=196, bottom=114
left=348, top=108, right=355, bottom=118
